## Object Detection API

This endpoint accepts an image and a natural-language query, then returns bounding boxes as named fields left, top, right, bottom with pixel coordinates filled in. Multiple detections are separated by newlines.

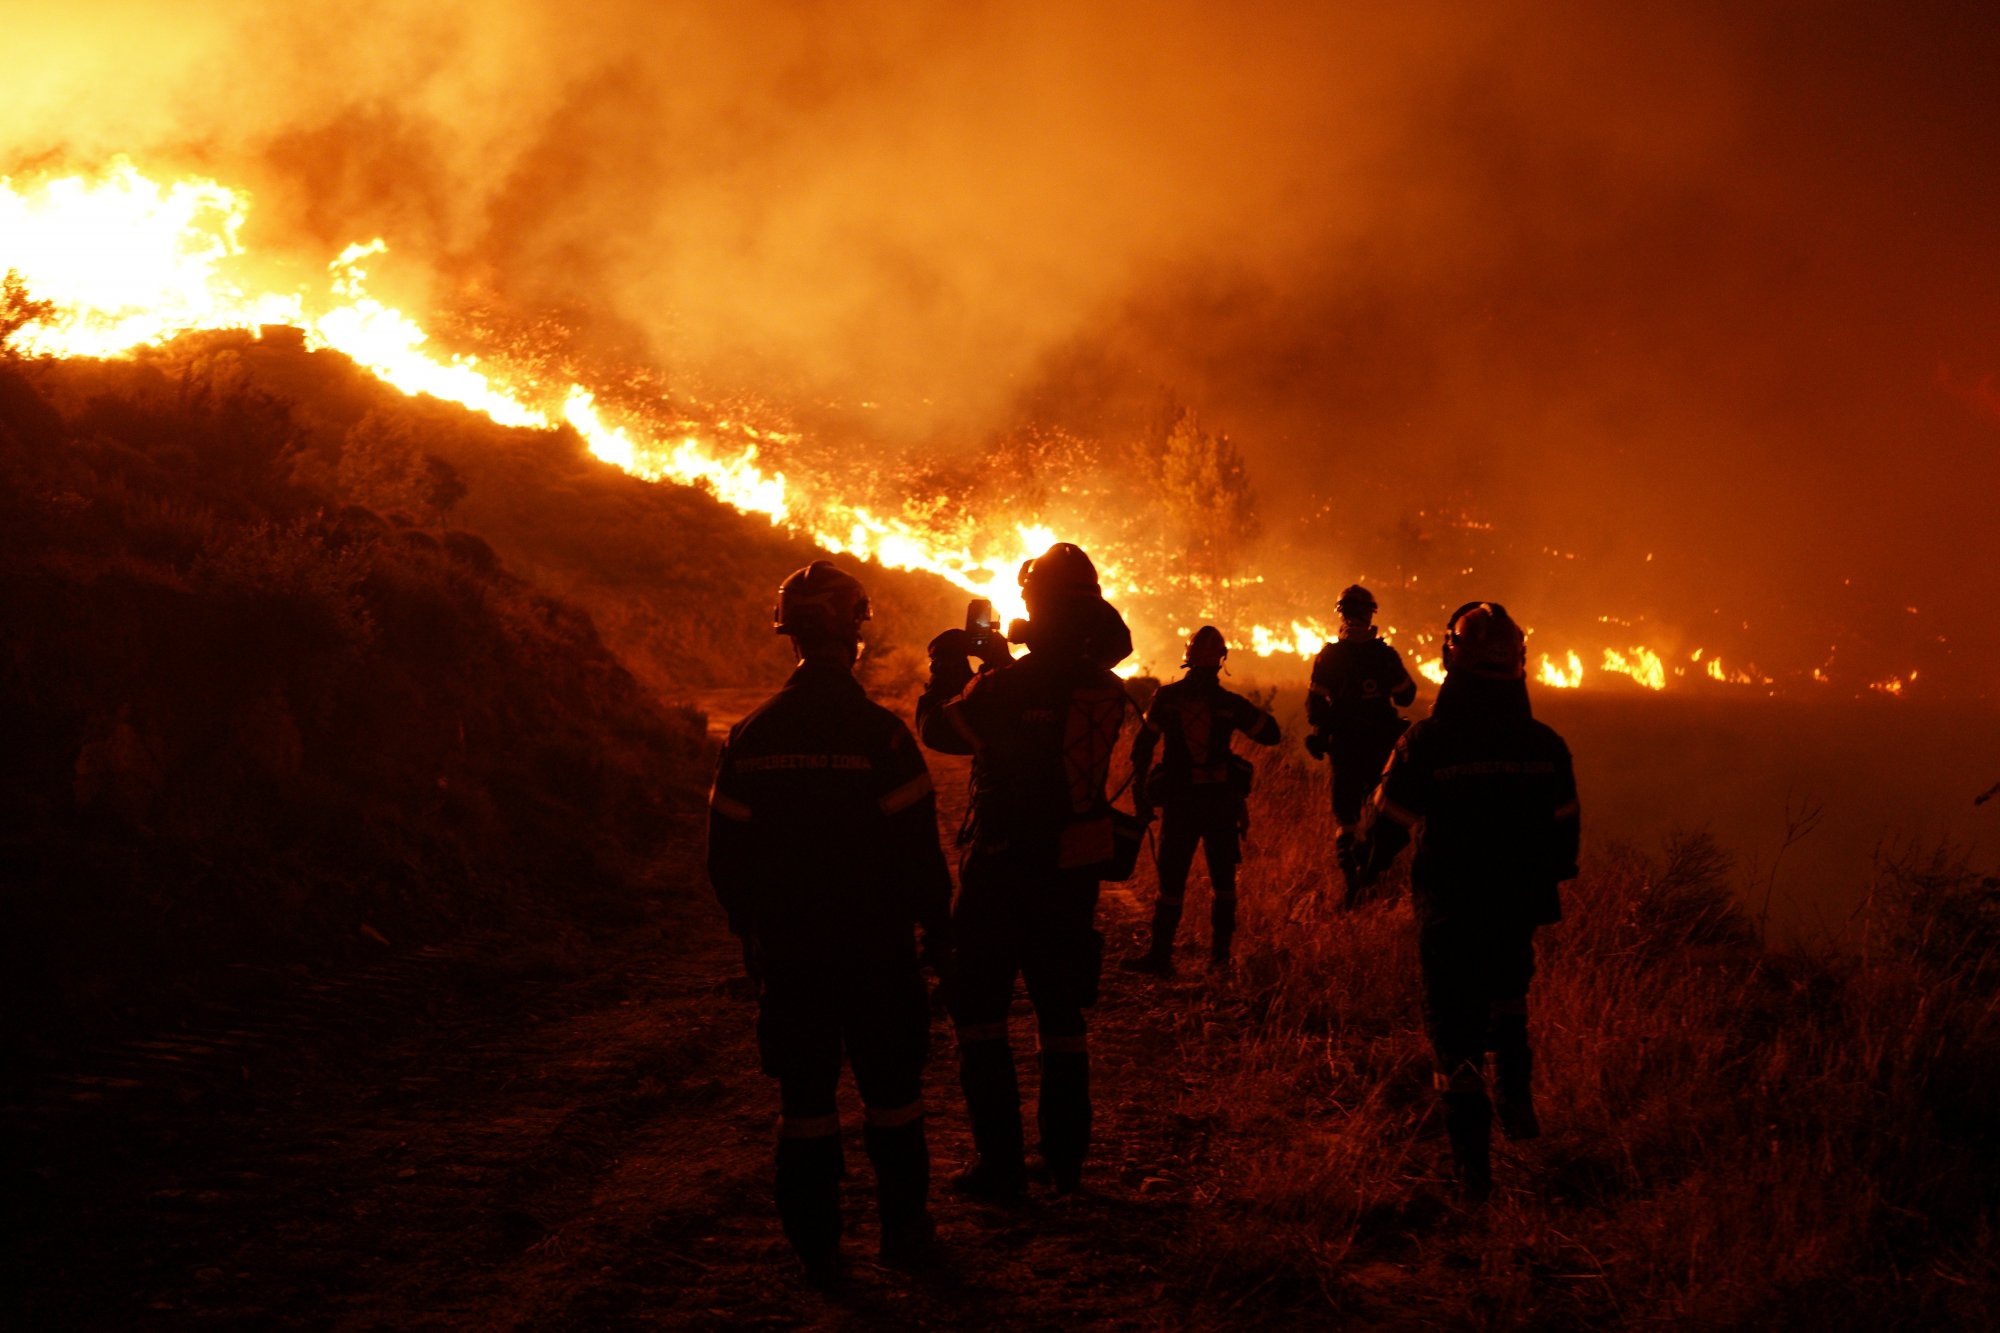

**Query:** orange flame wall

left=7, top=1, right=1995, bottom=698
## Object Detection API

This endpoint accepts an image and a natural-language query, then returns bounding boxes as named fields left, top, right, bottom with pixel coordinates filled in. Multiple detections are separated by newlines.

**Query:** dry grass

left=1125, top=752, right=2000, bottom=1329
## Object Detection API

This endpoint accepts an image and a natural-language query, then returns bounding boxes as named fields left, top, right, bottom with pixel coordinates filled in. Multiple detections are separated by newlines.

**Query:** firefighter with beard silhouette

left=707, top=561, right=955, bottom=1284
left=1121, top=626, right=1280, bottom=975
left=917, top=542, right=1134, bottom=1197
left=1353, top=600, right=1580, bottom=1202
left=1307, top=583, right=1417, bottom=907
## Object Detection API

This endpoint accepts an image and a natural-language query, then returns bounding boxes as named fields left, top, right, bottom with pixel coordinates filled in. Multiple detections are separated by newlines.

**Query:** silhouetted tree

left=2, top=270, right=56, bottom=357
left=1157, top=407, right=1257, bottom=590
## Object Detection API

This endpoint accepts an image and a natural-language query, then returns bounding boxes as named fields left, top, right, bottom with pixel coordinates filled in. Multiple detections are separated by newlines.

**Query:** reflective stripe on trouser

left=864, top=1099, right=924, bottom=1129
left=957, top=1038, right=1024, bottom=1173
left=779, top=1113, right=841, bottom=1139
left=863, top=1117, right=931, bottom=1245
left=774, top=1132, right=844, bottom=1263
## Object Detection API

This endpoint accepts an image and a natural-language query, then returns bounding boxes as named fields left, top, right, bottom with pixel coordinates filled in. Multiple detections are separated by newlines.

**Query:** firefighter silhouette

left=1306, top=584, right=1417, bottom=907
left=1353, top=601, right=1580, bottom=1201
left=707, top=561, right=955, bottom=1283
left=917, top=542, right=1134, bottom=1197
left=1122, top=627, right=1280, bottom=974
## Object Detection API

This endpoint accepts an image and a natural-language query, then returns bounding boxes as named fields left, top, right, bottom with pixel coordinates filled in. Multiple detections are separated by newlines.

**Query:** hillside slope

left=0, top=335, right=953, bottom=1047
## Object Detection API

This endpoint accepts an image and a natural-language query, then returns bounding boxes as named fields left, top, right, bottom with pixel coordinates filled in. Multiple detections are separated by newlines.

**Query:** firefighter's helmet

left=1018, top=542, right=1100, bottom=599
left=1443, top=601, right=1526, bottom=680
left=1336, top=584, right=1377, bottom=619
left=1184, top=625, right=1227, bottom=668
left=773, top=561, right=870, bottom=641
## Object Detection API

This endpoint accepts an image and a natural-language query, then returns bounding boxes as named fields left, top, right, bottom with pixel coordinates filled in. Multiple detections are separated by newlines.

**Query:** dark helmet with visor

left=774, top=561, right=871, bottom=643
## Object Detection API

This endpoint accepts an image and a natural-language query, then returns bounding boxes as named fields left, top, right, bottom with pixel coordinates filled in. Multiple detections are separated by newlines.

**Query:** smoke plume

left=8, top=1, right=1999, bottom=691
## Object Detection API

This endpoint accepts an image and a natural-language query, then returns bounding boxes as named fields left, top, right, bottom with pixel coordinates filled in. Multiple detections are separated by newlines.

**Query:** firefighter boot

left=1122, top=895, right=1183, bottom=974
left=1037, top=1043, right=1092, bottom=1193
left=1489, top=1011, right=1540, bottom=1141
left=1438, top=1065, right=1493, bottom=1203
left=952, top=1037, right=1027, bottom=1198
left=863, top=1118, right=935, bottom=1266
left=775, top=1131, right=845, bottom=1283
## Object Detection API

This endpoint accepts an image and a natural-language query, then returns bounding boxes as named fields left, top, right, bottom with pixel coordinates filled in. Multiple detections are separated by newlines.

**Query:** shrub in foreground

left=1135, top=752, right=1997, bottom=1328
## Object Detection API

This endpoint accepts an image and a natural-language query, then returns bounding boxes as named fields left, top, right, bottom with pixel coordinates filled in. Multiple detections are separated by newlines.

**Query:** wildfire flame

left=1540, top=651, right=1585, bottom=689
left=1601, top=647, right=1667, bottom=691
left=1247, top=621, right=1338, bottom=659
left=1700, top=654, right=1770, bottom=686
left=1, top=162, right=301, bottom=357
left=2, top=159, right=1780, bottom=693
left=1, top=160, right=1076, bottom=631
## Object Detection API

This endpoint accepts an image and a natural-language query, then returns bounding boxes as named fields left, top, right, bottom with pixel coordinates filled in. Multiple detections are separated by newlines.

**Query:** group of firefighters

left=707, top=544, right=1581, bottom=1281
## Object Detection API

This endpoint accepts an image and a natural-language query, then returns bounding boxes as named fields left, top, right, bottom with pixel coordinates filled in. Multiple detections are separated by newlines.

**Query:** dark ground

left=5, top=765, right=1228, bottom=1330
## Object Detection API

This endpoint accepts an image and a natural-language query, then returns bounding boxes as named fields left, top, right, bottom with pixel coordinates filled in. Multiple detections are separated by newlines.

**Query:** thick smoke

left=8, top=1, right=1999, bottom=692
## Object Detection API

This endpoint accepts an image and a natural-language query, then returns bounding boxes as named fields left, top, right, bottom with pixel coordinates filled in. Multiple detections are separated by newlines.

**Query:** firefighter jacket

left=918, top=647, right=1132, bottom=871
left=708, top=660, right=953, bottom=967
left=1358, top=673, right=1580, bottom=927
left=1131, top=668, right=1280, bottom=805
left=1308, top=630, right=1417, bottom=750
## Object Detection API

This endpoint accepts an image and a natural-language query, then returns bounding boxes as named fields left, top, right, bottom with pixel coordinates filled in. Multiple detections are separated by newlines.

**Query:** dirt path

left=7, top=803, right=1235, bottom=1330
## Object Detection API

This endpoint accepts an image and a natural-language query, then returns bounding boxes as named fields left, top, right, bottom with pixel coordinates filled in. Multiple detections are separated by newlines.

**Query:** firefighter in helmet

left=1306, top=583, right=1418, bottom=907
left=1352, top=600, right=1580, bottom=1201
left=707, top=560, right=955, bottom=1283
left=1122, top=627, right=1280, bottom=974
left=917, top=542, right=1134, bottom=1197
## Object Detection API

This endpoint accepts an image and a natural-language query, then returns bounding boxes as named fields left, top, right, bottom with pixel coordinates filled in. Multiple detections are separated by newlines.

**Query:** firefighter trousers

left=1147, top=795, right=1242, bottom=961
left=1417, top=919, right=1539, bottom=1195
left=1330, top=737, right=1396, bottom=905
left=758, top=962, right=931, bottom=1261
left=948, top=854, right=1102, bottom=1187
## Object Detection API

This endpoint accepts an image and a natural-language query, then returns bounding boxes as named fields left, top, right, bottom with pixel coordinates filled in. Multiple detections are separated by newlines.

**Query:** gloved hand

left=1304, top=734, right=1328, bottom=761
